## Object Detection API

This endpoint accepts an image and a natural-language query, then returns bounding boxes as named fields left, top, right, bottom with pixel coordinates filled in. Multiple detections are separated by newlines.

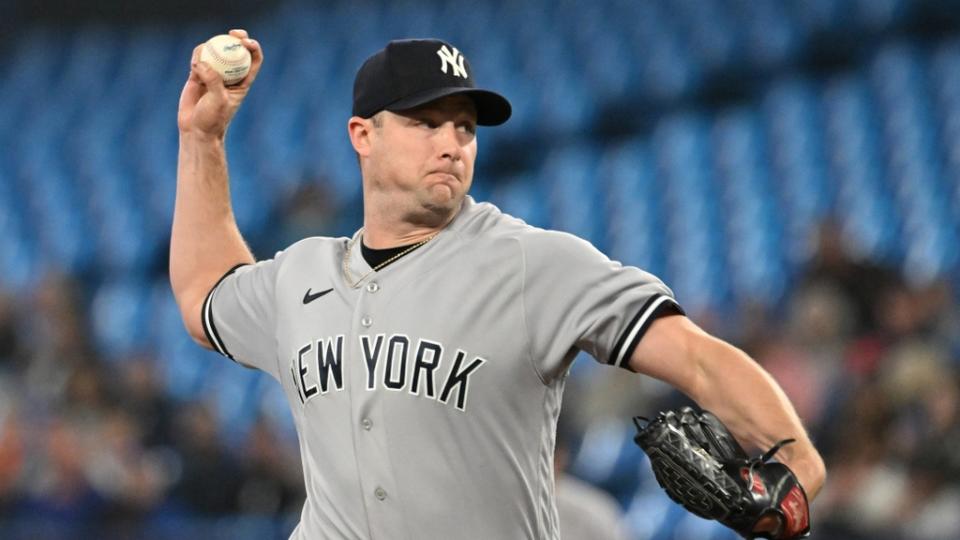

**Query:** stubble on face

left=415, top=173, right=462, bottom=221
left=367, top=96, right=478, bottom=228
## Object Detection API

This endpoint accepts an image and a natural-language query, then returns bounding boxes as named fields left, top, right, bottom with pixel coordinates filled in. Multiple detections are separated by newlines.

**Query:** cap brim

left=385, top=87, right=512, bottom=126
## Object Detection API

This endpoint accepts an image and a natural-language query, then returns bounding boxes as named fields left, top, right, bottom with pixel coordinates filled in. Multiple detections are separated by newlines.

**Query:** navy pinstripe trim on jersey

left=201, top=263, right=249, bottom=361
left=609, top=294, right=684, bottom=369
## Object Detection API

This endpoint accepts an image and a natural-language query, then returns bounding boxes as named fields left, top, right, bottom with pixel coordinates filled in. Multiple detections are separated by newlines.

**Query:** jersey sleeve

left=518, top=230, right=683, bottom=381
left=201, top=255, right=284, bottom=380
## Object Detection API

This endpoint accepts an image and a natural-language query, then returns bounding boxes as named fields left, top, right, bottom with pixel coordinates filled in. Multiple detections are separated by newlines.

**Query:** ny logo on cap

left=437, top=45, right=467, bottom=78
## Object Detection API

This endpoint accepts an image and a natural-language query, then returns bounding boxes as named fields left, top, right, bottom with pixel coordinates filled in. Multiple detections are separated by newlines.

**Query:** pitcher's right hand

left=177, top=29, right=263, bottom=139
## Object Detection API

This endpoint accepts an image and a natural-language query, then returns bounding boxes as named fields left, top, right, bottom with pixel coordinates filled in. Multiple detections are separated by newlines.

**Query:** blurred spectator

left=85, top=408, right=169, bottom=534
left=117, top=355, right=175, bottom=447
left=0, top=291, right=26, bottom=371
left=18, top=417, right=106, bottom=533
left=61, top=363, right=114, bottom=426
left=0, top=413, right=24, bottom=517
left=755, top=284, right=851, bottom=433
left=21, top=273, right=93, bottom=405
left=799, top=220, right=902, bottom=336
left=237, top=417, right=304, bottom=517
left=169, top=403, right=243, bottom=515
left=267, top=177, right=341, bottom=253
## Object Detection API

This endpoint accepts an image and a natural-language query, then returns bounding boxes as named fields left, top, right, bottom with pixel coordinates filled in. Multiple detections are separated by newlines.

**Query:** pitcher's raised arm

left=170, top=29, right=263, bottom=347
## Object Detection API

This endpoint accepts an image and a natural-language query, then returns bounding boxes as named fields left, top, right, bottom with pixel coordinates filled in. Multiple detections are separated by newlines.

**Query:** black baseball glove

left=633, top=407, right=810, bottom=539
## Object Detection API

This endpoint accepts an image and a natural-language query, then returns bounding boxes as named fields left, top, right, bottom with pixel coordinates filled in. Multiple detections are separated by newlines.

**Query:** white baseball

left=200, top=34, right=252, bottom=86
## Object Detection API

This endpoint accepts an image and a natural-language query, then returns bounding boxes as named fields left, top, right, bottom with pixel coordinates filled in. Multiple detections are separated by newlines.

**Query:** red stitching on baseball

left=205, top=41, right=248, bottom=66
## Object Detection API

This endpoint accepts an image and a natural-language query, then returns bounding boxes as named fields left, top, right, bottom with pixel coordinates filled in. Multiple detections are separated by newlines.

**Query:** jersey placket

left=346, top=259, right=409, bottom=540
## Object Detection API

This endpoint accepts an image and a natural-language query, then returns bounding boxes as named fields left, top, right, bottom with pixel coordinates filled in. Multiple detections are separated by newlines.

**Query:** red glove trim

left=779, top=485, right=809, bottom=537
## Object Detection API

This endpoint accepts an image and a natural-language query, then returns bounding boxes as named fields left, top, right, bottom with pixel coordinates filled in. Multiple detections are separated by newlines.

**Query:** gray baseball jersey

left=202, top=196, right=682, bottom=539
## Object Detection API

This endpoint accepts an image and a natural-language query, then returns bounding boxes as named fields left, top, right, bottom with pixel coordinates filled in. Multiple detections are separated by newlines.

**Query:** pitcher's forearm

left=170, top=133, right=254, bottom=320
left=690, top=339, right=826, bottom=499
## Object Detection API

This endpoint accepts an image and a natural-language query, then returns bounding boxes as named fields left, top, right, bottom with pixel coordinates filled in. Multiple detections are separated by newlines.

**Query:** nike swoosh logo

left=302, top=287, right=334, bottom=305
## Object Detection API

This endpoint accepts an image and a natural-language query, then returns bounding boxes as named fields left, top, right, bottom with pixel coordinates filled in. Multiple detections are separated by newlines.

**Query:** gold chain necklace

left=342, top=230, right=437, bottom=288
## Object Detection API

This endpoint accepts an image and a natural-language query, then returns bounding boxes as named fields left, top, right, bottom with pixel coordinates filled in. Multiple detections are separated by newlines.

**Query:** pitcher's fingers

left=194, top=61, right=227, bottom=97
left=180, top=73, right=205, bottom=106
left=188, top=65, right=202, bottom=84
left=240, top=36, right=259, bottom=54
left=236, top=38, right=263, bottom=89
left=180, top=44, right=207, bottom=103
left=191, top=43, right=204, bottom=66
left=229, top=29, right=249, bottom=39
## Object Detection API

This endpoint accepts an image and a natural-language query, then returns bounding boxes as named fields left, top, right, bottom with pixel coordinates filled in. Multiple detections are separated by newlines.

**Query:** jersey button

left=366, top=281, right=380, bottom=293
left=361, top=418, right=373, bottom=430
left=361, top=316, right=373, bottom=327
left=374, top=487, right=387, bottom=501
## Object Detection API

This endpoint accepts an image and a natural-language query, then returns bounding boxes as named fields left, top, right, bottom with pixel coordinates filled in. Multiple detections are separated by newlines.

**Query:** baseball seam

left=204, top=41, right=249, bottom=67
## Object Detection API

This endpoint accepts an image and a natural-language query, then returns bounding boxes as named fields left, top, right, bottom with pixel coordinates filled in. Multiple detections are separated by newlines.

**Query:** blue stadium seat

left=0, top=176, right=36, bottom=290
left=0, top=1, right=952, bottom=299
left=737, top=0, right=802, bottom=68
left=671, top=0, right=739, bottom=72
left=90, top=278, right=151, bottom=361
left=151, top=284, right=218, bottom=400
left=711, top=108, right=789, bottom=303
left=597, top=139, right=666, bottom=275
left=653, top=113, right=733, bottom=310
left=569, top=418, right=647, bottom=507
left=540, top=144, right=605, bottom=248
left=623, top=488, right=676, bottom=540
left=487, top=174, right=549, bottom=229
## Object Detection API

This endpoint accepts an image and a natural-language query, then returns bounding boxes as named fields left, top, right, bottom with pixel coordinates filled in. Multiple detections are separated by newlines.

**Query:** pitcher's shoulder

left=460, top=198, right=543, bottom=239
left=461, top=199, right=596, bottom=255
left=273, top=235, right=349, bottom=265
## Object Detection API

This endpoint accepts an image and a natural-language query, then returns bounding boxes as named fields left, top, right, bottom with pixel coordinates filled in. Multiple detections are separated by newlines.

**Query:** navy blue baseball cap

left=352, top=39, right=512, bottom=126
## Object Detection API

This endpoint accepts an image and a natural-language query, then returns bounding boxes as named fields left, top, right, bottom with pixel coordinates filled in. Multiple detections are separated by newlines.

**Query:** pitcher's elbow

left=175, top=292, right=213, bottom=350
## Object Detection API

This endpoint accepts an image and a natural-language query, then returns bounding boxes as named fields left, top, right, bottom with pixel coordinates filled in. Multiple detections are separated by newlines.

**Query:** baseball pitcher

left=171, top=30, right=825, bottom=539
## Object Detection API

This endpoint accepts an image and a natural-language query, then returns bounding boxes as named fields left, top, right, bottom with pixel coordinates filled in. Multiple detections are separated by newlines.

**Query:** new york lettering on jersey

left=201, top=197, right=682, bottom=539
left=289, top=333, right=486, bottom=411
